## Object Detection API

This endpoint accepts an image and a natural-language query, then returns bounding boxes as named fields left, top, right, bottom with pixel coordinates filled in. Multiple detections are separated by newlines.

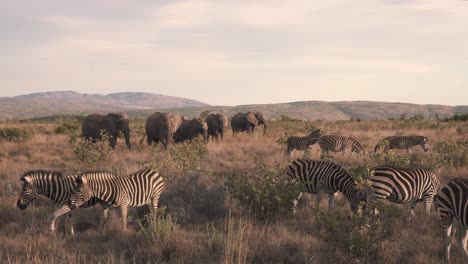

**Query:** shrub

left=143, top=138, right=208, bottom=177
left=313, top=201, right=399, bottom=262
left=225, top=163, right=301, bottom=220
left=0, top=127, right=32, bottom=142
left=69, top=132, right=113, bottom=165
left=275, top=130, right=295, bottom=148
left=139, top=208, right=177, bottom=262
left=54, top=121, right=80, bottom=134
left=279, top=115, right=302, bottom=122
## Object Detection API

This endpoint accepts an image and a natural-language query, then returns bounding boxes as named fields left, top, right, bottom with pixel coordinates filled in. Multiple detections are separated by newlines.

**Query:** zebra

left=318, top=135, right=365, bottom=155
left=368, top=167, right=440, bottom=217
left=434, top=178, right=468, bottom=262
left=16, top=170, right=113, bottom=234
left=285, top=159, right=366, bottom=212
left=68, top=169, right=165, bottom=230
left=374, top=135, right=429, bottom=154
left=286, top=129, right=322, bottom=157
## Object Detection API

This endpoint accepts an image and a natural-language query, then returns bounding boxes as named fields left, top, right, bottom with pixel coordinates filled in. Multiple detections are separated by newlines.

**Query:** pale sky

left=1, top=0, right=467, bottom=105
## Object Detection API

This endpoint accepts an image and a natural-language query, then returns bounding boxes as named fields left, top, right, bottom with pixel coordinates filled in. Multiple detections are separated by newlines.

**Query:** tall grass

left=0, top=118, right=466, bottom=263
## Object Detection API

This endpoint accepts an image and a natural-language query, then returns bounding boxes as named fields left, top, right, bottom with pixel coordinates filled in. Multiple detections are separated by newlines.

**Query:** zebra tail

left=374, top=139, right=385, bottom=154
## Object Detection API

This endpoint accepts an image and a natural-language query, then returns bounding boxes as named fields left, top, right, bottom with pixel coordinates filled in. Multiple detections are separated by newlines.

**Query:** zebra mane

left=348, top=137, right=364, bottom=148
left=21, top=170, right=64, bottom=180
left=371, top=166, right=432, bottom=173
left=78, top=171, right=116, bottom=179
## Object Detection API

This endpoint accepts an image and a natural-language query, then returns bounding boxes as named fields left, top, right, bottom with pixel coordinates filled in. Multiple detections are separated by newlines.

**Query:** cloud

left=0, top=0, right=467, bottom=105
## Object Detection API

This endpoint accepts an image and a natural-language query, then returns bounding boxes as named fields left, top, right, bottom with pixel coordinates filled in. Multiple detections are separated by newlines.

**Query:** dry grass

left=0, top=118, right=467, bottom=263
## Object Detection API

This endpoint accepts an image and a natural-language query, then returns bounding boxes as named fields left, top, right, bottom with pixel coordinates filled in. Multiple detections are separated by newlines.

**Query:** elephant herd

left=81, top=111, right=268, bottom=149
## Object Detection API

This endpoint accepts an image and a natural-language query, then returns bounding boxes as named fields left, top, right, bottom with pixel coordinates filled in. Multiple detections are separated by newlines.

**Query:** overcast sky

left=1, top=0, right=467, bottom=105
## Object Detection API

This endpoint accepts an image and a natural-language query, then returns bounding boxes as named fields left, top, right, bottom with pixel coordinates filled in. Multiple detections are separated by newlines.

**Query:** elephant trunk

left=220, top=126, right=225, bottom=140
left=202, top=122, right=208, bottom=143
left=165, top=129, right=171, bottom=149
left=124, top=129, right=131, bottom=149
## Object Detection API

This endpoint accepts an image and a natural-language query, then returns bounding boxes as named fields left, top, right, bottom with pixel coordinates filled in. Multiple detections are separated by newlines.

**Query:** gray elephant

left=206, top=113, right=228, bottom=141
left=231, top=112, right=267, bottom=134
left=174, top=118, right=208, bottom=142
left=140, top=112, right=186, bottom=149
left=81, top=113, right=131, bottom=149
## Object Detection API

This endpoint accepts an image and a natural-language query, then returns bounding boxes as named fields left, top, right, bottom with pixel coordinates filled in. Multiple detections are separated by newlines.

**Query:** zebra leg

left=119, top=204, right=129, bottom=231
left=328, top=193, right=337, bottom=211
left=50, top=205, right=71, bottom=233
left=292, top=192, right=303, bottom=213
left=67, top=213, right=75, bottom=236
left=410, top=201, right=419, bottom=217
left=459, top=227, right=468, bottom=261
left=151, top=196, right=160, bottom=212
left=423, top=196, right=433, bottom=214
left=315, top=193, right=322, bottom=208
left=103, top=207, right=110, bottom=225
left=444, top=224, right=453, bottom=263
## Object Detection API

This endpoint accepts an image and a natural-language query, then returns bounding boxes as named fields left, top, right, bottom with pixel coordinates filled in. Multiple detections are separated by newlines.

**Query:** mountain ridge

left=0, top=91, right=466, bottom=121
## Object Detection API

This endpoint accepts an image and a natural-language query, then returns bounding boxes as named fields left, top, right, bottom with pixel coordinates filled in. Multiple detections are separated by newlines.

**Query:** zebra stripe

left=318, top=135, right=365, bottom=154
left=434, top=178, right=468, bottom=262
left=286, top=159, right=365, bottom=212
left=374, top=135, right=429, bottom=153
left=286, top=129, right=322, bottom=156
left=68, top=169, right=165, bottom=230
left=368, top=167, right=440, bottom=216
left=16, top=170, right=111, bottom=234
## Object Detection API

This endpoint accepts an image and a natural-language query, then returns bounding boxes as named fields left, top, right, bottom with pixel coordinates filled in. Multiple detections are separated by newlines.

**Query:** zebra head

left=308, top=129, right=322, bottom=139
left=350, top=191, right=367, bottom=212
left=17, top=174, right=40, bottom=210
left=69, top=175, right=92, bottom=210
left=421, top=137, right=429, bottom=152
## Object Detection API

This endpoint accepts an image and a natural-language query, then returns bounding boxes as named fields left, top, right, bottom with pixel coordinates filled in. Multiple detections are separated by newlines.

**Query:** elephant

left=140, top=112, right=185, bottom=149
left=81, top=113, right=131, bottom=149
left=174, top=118, right=208, bottom=143
left=206, top=113, right=228, bottom=141
left=231, top=112, right=267, bottom=134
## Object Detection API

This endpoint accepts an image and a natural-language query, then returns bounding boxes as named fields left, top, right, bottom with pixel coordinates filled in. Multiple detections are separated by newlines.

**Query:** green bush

left=54, top=121, right=80, bottom=134
left=69, top=132, right=113, bottom=165
left=0, top=127, right=32, bottom=142
left=313, top=201, right=400, bottom=262
left=225, top=163, right=301, bottom=220
left=434, top=137, right=467, bottom=168
left=143, top=138, right=208, bottom=177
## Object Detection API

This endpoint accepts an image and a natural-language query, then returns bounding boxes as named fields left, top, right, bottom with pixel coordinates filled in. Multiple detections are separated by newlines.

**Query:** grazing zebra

left=286, top=129, right=322, bottom=157
left=318, top=135, right=365, bottom=154
left=368, top=167, right=440, bottom=216
left=16, top=170, right=112, bottom=234
left=68, top=169, right=165, bottom=230
left=374, top=135, right=429, bottom=154
left=434, top=178, right=468, bottom=262
left=286, top=159, right=366, bottom=212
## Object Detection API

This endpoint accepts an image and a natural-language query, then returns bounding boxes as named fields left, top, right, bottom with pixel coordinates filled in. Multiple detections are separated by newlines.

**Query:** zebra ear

left=76, top=175, right=88, bottom=185
left=21, top=176, right=32, bottom=183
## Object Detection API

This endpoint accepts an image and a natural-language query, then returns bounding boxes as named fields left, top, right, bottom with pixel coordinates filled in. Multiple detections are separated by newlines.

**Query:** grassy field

left=0, top=117, right=467, bottom=263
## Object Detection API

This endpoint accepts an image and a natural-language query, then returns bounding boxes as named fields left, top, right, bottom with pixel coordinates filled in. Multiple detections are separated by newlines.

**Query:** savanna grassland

left=0, top=116, right=467, bottom=263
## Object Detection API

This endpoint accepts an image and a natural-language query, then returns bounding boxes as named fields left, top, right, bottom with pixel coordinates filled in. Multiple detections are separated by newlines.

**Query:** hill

left=0, top=91, right=466, bottom=120
left=127, top=101, right=467, bottom=121
left=0, top=91, right=209, bottom=120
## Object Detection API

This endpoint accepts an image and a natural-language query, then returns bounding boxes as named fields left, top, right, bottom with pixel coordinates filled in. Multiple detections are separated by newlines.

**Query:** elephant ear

left=119, top=113, right=129, bottom=120
left=246, top=112, right=259, bottom=126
